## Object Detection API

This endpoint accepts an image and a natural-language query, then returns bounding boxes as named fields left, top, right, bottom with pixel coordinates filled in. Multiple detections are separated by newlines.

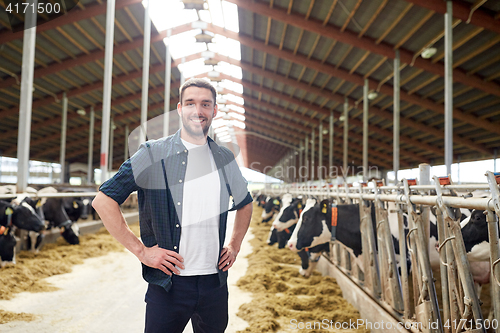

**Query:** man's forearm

left=227, top=202, right=253, bottom=253
left=92, top=192, right=146, bottom=258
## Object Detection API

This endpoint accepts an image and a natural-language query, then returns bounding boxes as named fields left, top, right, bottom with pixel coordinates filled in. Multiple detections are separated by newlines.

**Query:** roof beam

left=403, top=0, right=500, bottom=35
left=214, top=55, right=492, bottom=155
left=201, top=24, right=500, bottom=138
left=0, top=0, right=144, bottom=44
left=224, top=0, right=500, bottom=98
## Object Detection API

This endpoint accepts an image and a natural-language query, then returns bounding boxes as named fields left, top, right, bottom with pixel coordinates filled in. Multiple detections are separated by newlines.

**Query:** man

left=92, top=78, right=253, bottom=333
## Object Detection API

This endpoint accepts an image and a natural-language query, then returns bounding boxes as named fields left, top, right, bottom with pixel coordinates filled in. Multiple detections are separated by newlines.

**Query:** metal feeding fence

left=260, top=165, right=500, bottom=333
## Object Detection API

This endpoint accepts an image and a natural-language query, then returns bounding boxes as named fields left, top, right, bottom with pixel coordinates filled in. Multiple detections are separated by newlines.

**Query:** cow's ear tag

left=322, top=207, right=327, bottom=214
left=273, top=199, right=279, bottom=205
left=73, top=201, right=78, bottom=209
left=297, top=203, right=302, bottom=209
left=5, top=207, right=13, bottom=216
left=0, top=226, right=6, bottom=235
left=36, top=200, right=42, bottom=208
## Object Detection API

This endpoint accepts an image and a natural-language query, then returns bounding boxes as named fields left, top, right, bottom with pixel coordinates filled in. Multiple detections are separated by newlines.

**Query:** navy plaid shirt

left=99, top=129, right=253, bottom=291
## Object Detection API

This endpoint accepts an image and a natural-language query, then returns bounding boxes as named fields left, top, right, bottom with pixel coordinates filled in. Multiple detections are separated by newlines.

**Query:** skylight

left=144, top=0, right=245, bottom=145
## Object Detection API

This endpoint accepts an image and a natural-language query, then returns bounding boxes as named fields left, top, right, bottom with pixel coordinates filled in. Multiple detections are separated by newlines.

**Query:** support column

left=163, top=30, right=172, bottom=138
left=299, top=142, right=303, bottom=183
left=124, top=124, right=129, bottom=161
left=495, top=149, right=498, bottom=173
left=109, top=119, right=114, bottom=171
left=319, top=122, right=323, bottom=180
left=445, top=0, right=453, bottom=176
left=363, top=79, right=369, bottom=182
left=329, top=111, right=334, bottom=180
left=311, top=129, right=315, bottom=181
left=343, top=97, right=349, bottom=181
left=60, top=92, right=68, bottom=184
left=100, top=0, right=116, bottom=182
left=141, top=0, right=151, bottom=143
left=179, top=57, right=186, bottom=129
left=305, top=136, right=309, bottom=181
left=394, top=50, right=401, bottom=184
left=16, top=0, right=38, bottom=192
left=87, top=107, right=95, bottom=185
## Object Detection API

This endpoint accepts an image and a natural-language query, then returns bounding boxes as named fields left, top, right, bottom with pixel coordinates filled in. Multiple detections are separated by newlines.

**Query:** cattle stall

left=259, top=166, right=500, bottom=333
left=0, top=187, right=138, bottom=255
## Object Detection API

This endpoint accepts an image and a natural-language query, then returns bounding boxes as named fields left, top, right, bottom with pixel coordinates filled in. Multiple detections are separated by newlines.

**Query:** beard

left=181, top=111, right=211, bottom=138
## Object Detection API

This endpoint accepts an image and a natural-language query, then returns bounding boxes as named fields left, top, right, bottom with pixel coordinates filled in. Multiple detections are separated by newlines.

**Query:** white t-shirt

left=177, top=138, right=221, bottom=276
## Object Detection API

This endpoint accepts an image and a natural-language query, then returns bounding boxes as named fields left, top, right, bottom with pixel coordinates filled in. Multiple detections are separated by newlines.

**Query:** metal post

left=394, top=50, right=400, bottom=184
left=87, top=107, right=95, bottom=185
left=445, top=0, right=453, bottom=176
left=163, top=30, right=172, bottom=138
left=419, top=163, right=431, bottom=247
left=311, top=129, right=315, bottom=181
left=179, top=57, right=186, bottom=129
left=16, top=0, right=38, bottom=192
left=363, top=79, right=369, bottom=182
left=60, top=92, right=68, bottom=184
left=494, top=149, right=497, bottom=173
left=299, top=143, right=303, bottom=183
left=343, top=97, right=349, bottom=181
left=141, top=0, right=151, bottom=144
left=109, top=120, right=114, bottom=172
left=329, top=111, right=334, bottom=180
left=319, top=122, right=323, bottom=180
left=124, top=124, right=129, bottom=161
left=100, top=0, right=116, bottom=182
left=305, top=136, right=309, bottom=181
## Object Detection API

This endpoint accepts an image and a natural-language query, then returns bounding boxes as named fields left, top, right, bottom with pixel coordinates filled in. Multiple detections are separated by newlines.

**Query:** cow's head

left=287, top=198, right=323, bottom=252
left=460, top=209, right=488, bottom=257
left=0, top=233, right=17, bottom=264
left=5, top=201, right=46, bottom=232
left=60, top=220, right=80, bottom=245
left=296, top=200, right=332, bottom=249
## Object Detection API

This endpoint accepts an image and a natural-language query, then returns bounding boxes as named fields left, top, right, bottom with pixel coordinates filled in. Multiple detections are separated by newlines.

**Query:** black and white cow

left=261, top=197, right=281, bottom=223
left=269, top=197, right=304, bottom=249
left=0, top=200, right=46, bottom=266
left=63, top=197, right=90, bottom=222
left=289, top=199, right=389, bottom=277
left=267, top=194, right=293, bottom=247
left=43, top=197, right=80, bottom=245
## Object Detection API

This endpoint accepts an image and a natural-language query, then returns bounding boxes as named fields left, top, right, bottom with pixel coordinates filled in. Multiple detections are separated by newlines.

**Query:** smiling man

left=92, top=78, right=253, bottom=333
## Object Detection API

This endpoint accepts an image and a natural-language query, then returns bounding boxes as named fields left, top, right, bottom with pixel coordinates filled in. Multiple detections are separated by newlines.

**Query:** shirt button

left=179, top=179, right=182, bottom=183
left=184, top=149, right=187, bottom=153
left=176, top=224, right=179, bottom=228
left=174, top=246, right=177, bottom=250
left=182, top=161, right=185, bottom=165
left=177, top=151, right=180, bottom=154
left=177, top=202, right=181, bottom=205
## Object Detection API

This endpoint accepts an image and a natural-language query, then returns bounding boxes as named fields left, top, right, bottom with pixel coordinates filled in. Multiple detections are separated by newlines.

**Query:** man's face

left=178, top=86, right=217, bottom=139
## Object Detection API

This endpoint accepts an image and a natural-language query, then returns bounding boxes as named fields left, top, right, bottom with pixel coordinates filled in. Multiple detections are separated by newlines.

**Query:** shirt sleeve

left=99, top=143, right=152, bottom=205
left=224, top=157, right=253, bottom=212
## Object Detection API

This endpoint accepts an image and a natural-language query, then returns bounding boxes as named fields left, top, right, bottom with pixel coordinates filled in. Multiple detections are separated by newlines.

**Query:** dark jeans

left=144, top=274, right=228, bottom=333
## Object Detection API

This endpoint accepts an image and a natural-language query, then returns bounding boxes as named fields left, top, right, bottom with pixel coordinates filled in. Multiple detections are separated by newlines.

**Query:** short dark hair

left=179, top=78, right=217, bottom=104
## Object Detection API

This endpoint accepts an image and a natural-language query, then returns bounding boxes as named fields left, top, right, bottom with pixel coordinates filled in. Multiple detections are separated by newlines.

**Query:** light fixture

left=195, top=31, right=213, bottom=44
left=204, top=58, right=219, bottom=66
left=182, top=0, right=205, bottom=10
left=76, top=109, right=86, bottom=116
left=367, top=91, right=378, bottom=100
left=421, top=47, right=437, bottom=59
left=217, top=96, right=227, bottom=104
left=339, top=115, right=345, bottom=121
left=322, top=129, right=328, bottom=135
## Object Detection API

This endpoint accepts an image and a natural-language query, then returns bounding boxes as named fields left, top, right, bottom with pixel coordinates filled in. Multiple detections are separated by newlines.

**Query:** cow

left=63, top=197, right=90, bottom=222
left=38, top=187, right=80, bottom=245
left=266, top=194, right=293, bottom=246
left=261, top=197, right=281, bottom=223
left=269, top=198, right=304, bottom=248
left=0, top=200, right=46, bottom=266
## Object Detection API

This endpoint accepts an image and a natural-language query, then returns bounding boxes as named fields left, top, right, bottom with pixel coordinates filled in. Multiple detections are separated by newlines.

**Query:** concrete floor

left=0, top=210, right=252, bottom=333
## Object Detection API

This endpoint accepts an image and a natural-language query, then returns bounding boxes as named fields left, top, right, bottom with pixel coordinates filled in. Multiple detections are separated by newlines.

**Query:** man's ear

left=212, top=104, right=218, bottom=118
left=177, top=102, right=182, bottom=117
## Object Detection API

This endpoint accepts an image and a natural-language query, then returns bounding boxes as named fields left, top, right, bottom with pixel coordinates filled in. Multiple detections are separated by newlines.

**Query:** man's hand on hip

left=139, top=245, right=184, bottom=275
